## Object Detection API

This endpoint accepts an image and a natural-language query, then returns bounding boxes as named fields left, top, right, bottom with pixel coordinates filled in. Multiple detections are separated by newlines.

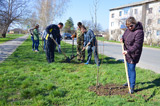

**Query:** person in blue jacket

left=42, top=30, right=47, bottom=51
left=81, top=25, right=100, bottom=66
left=45, top=22, right=63, bottom=63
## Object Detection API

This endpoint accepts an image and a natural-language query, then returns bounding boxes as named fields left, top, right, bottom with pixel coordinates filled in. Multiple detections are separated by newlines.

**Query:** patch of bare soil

left=89, top=84, right=129, bottom=96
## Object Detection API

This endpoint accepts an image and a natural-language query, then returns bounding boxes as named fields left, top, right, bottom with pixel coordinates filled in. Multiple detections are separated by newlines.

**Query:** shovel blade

left=65, top=57, right=71, bottom=63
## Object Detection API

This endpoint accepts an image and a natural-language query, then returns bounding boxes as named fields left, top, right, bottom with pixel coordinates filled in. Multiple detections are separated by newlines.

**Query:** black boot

left=130, top=88, right=134, bottom=94
left=123, top=83, right=128, bottom=86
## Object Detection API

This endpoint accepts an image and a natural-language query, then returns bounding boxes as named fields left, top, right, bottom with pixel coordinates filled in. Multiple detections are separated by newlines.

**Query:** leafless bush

left=111, top=29, right=122, bottom=41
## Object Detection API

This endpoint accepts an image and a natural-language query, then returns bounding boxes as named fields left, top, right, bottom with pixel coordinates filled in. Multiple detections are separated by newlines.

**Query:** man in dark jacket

left=81, top=25, right=100, bottom=66
left=122, top=17, right=144, bottom=94
left=45, top=22, right=63, bottom=63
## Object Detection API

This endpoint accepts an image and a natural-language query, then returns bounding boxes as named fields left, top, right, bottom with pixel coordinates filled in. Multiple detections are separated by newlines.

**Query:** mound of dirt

left=89, top=84, right=129, bottom=96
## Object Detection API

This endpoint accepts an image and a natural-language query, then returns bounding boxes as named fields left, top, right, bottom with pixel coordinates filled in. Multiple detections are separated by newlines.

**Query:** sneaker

left=35, top=50, right=39, bottom=52
left=85, top=62, right=89, bottom=65
left=123, top=83, right=128, bottom=86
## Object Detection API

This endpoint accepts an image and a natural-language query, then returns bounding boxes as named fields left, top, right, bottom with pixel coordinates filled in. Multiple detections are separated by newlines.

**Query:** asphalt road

left=63, top=39, right=160, bottom=74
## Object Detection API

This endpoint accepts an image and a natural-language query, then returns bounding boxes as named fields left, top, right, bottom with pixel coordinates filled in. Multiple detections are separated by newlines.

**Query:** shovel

left=71, top=37, right=75, bottom=57
left=121, top=42, right=131, bottom=94
left=70, top=43, right=90, bottom=61
left=51, top=37, right=71, bottom=63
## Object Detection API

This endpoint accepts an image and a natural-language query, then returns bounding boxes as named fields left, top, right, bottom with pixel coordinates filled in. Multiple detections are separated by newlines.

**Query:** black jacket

left=46, top=24, right=61, bottom=45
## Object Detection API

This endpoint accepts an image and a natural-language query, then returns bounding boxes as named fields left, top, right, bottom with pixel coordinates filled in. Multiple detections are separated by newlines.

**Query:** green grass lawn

left=0, top=37, right=160, bottom=105
left=97, top=37, right=121, bottom=43
left=0, top=34, right=24, bottom=44
left=97, top=37, right=160, bottom=49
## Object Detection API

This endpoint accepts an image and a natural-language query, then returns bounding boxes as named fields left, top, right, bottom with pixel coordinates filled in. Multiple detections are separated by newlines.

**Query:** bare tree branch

left=36, top=0, right=70, bottom=30
left=0, top=0, right=30, bottom=37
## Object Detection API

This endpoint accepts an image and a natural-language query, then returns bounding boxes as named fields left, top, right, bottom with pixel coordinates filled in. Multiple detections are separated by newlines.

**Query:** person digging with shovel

left=72, top=22, right=85, bottom=63
left=121, top=17, right=144, bottom=94
left=45, top=23, right=63, bottom=63
left=81, top=25, right=100, bottom=66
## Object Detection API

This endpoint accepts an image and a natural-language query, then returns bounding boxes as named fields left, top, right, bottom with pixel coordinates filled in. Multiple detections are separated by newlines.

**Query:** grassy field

left=0, top=34, right=24, bottom=44
left=97, top=37, right=160, bottom=49
left=0, top=37, right=160, bottom=105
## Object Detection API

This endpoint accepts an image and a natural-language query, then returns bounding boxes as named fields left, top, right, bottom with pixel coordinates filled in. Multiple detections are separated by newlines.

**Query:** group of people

left=29, top=23, right=63, bottom=62
left=29, top=16, right=144, bottom=94
left=72, top=22, right=100, bottom=66
left=29, top=22, right=100, bottom=65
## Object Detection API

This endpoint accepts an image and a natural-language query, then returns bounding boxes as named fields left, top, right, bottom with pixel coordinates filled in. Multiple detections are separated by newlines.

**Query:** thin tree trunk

left=1, top=25, right=9, bottom=38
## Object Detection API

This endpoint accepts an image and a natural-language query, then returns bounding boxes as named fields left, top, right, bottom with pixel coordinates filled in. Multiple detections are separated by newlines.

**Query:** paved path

left=0, top=35, right=29, bottom=63
left=63, top=39, right=160, bottom=74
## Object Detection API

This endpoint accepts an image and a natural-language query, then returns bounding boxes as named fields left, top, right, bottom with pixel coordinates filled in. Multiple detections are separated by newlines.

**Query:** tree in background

left=64, top=17, right=75, bottom=34
left=20, top=12, right=38, bottom=30
left=82, top=20, right=92, bottom=29
left=36, top=0, right=70, bottom=30
left=90, top=0, right=101, bottom=35
left=82, top=20, right=102, bottom=34
left=0, top=0, right=29, bottom=38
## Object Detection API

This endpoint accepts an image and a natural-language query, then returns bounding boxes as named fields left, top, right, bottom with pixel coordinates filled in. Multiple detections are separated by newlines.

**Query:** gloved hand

left=58, top=45, right=61, bottom=53
left=58, top=45, right=61, bottom=49
left=50, top=34, right=53, bottom=39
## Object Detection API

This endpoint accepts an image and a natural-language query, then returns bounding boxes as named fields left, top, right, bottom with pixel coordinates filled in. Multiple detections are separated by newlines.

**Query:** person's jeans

left=43, top=39, right=46, bottom=50
left=127, top=62, right=136, bottom=89
left=86, top=46, right=99, bottom=65
left=35, top=40, right=39, bottom=51
left=31, top=36, right=35, bottom=50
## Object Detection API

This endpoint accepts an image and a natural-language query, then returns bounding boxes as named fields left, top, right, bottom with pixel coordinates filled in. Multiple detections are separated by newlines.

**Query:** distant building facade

left=109, top=0, right=160, bottom=42
left=9, top=28, right=26, bottom=34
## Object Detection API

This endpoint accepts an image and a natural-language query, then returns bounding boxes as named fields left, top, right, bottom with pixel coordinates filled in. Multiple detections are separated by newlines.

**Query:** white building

left=109, top=0, right=160, bottom=42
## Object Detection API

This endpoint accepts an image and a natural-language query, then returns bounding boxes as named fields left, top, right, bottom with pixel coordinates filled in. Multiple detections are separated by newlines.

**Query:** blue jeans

left=43, top=39, right=46, bottom=50
left=31, top=36, right=35, bottom=50
left=35, top=40, right=39, bottom=51
left=127, top=62, right=136, bottom=89
left=86, top=46, right=99, bottom=65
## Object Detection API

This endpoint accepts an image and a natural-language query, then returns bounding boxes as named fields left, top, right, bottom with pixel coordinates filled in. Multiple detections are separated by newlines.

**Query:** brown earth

left=89, top=84, right=129, bottom=96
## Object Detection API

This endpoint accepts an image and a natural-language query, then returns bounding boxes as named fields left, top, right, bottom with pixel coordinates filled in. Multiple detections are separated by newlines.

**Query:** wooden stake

left=96, top=37, right=100, bottom=87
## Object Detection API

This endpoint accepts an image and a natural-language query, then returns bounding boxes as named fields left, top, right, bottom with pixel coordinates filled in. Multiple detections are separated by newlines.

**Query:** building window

left=157, top=30, right=160, bottom=36
left=134, top=9, right=138, bottom=14
left=147, top=19, right=152, bottom=25
left=148, top=8, right=152, bottom=14
left=158, top=19, right=160, bottom=24
left=123, top=7, right=129, bottom=15
left=119, top=11, right=122, bottom=16
left=111, top=13, right=114, bottom=18
left=124, top=10, right=128, bottom=15
left=111, top=22, right=114, bottom=27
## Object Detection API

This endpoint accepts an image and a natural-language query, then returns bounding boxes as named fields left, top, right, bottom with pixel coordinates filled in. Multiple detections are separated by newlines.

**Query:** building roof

left=110, top=0, right=158, bottom=11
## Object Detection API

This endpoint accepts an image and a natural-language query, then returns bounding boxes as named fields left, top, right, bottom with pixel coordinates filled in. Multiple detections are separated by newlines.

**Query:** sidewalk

left=0, top=34, right=29, bottom=63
